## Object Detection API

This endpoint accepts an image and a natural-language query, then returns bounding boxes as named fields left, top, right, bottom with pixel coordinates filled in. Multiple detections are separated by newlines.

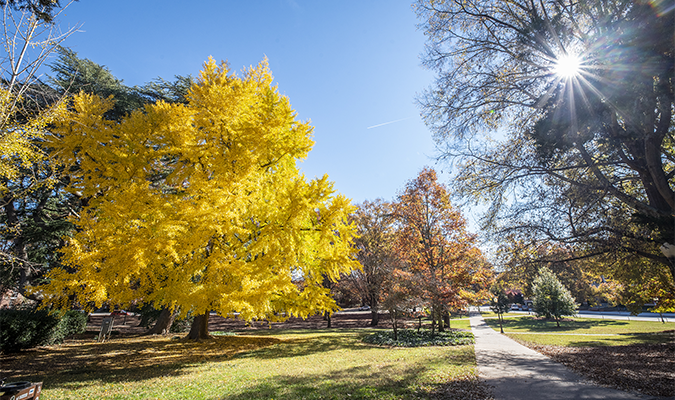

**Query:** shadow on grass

left=236, top=329, right=374, bottom=360
left=220, top=353, right=491, bottom=400
left=1, top=329, right=391, bottom=391
left=1, top=334, right=281, bottom=388
left=223, top=363, right=425, bottom=400
left=3, top=328, right=488, bottom=398
left=566, top=333, right=674, bottom=347
left=485, top=316, right=629, bottom=332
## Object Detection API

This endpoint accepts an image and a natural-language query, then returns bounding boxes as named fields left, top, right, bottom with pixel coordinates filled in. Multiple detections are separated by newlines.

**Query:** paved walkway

left=469, top=311, right=669, bottom=400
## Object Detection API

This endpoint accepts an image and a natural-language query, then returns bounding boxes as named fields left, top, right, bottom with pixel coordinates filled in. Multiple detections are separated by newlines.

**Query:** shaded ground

left=518, top=340, right=675, bottom=398
left=5, top=311, right=671, bottom=399
left=480, top=314, right=674, bottom=398
left=1, top=311, right=452, bottom=379
left=1, top=322, right=492, bottom=400
left=85, top=309, right=446, bottom=336
left=1, top=335, right=281, bottom=379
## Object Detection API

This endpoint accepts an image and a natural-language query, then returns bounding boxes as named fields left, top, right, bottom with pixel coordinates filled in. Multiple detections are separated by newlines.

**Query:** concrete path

left=469, top=310, right=668, bottom=400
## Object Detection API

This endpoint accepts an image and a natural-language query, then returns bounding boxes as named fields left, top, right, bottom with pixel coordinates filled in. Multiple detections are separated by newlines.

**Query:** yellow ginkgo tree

left=35, top=58, right=359, bottom=339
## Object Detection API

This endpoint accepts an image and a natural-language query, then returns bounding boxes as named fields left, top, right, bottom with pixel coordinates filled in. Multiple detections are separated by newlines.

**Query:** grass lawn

left=444, top=318, right=471, bottom=331
left=482, top=316, right=674, bottom=346
left=2, top=329, right=488, bottom=400
left=479, top=311, right=528, bottom=319
left=399, top=317, right=472, bottom=332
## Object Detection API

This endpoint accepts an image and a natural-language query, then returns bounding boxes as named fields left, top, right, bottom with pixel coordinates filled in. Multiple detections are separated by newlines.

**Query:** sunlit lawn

left=4, top=329, right=481, bottom=400
left=447, top=318, right=470, bottom=331
left=403, top=316, right=471, bottom=331
left=479, top=311, right=529, bottom=319
left=482, top=316, right=674, bottom=347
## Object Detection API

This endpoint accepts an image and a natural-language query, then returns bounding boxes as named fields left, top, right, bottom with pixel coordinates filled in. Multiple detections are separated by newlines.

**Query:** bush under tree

left=0, top=308, right=87, bottom=353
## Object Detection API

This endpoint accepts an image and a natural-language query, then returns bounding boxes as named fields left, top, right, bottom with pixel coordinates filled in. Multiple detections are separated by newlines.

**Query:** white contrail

left=366, top=117, right=412, bottom=129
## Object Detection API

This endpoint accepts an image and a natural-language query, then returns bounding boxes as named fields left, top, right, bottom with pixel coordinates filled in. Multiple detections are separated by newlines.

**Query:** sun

left=553, top=53, right=582, bottom=78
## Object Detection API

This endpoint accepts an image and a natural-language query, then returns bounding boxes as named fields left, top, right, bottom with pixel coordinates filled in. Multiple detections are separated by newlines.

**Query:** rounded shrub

left=0, top=308, right=88, bottom=353
left=50, top=310, right=88, bottom=343
left=0, top=308, right=60, bottom=353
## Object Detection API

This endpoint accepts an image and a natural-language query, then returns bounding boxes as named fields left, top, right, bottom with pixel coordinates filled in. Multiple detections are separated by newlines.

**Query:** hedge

left=0, top=308, right=88, bottom=353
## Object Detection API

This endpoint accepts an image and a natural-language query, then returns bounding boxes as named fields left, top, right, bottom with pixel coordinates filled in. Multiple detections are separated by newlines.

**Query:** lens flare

left=553, top=54, right=581, bottom=78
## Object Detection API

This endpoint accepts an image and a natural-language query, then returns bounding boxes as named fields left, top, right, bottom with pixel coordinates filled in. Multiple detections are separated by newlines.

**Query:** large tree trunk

left=324, top=311, right=332, bottom=328
left=370, top=309, right=379, bottom=326
left=437, top=309, right=446, bottom=332
left=187, top=313, right=210, bottom=340
left=391, top=309, right=398, bottom=340
left=145, top=306, right=177, bottom=335
left=443, top=311, right=450, bottom=330
left=369, top=296, right=380, bottom=326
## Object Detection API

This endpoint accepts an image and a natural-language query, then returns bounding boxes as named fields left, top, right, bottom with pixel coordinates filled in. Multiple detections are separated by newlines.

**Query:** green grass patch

left=479, top=311, right=528, bottom=319
left=211, top=331, right=238, bottom=336
left=362, top=329, right=474, bottom=347
left=483, top=316, right=674, bottom=347
left=405, top=317, right=472, bottom=331
left=7, top=329, right=483, bottom=400
left=446, top=318, right=471, bottom=331
left=506, top=332, right=674, bottom=347
left=484, top=316, right=674, bottom=334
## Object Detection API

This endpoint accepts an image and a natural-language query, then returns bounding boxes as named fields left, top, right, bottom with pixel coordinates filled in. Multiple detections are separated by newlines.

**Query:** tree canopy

left=344, top=199, right=397, bottom=326
left=392, top=167, right=491, bottom=331
left=416, top=0, right=674, bottom=301
left=532, top=267, right=577, bottom=326
left=0, top=0, right=70, bottom=23
left=1, top=45, right=192, bottom=302
left=35, top=58, right=359, bottom=333
left=0, top=2, right=77, bottom=299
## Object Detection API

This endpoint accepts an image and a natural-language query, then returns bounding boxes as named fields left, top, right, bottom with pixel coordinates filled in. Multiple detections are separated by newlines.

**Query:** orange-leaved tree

left=393, top=167, right=491, bottom=332
left=34, top=58, right=359, bottom=339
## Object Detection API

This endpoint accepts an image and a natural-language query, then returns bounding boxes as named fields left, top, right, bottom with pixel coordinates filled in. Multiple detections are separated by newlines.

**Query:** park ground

left=1, top=310, right=673, bottom=399
left=2, top=311, right=490, bottom=400
left=480, top=312, right=674, bottom=398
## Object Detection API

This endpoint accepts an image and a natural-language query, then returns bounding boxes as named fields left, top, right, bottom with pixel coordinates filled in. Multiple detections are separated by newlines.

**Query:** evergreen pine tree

left=532, top=267, right=576, bottom=327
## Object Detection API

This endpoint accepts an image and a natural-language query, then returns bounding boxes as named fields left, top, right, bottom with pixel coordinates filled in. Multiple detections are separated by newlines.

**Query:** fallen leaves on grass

left=516, top=340, right=674, bottom=398
left=1, top=335, right=281, bottom=379
left=423, top=376, right=495, bottom=400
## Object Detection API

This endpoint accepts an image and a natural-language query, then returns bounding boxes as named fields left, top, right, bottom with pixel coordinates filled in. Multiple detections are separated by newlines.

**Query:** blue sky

left=55, top=1, right=467, bottom=220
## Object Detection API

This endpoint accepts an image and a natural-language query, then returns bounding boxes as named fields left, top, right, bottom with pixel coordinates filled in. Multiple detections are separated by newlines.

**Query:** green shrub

left=0, top=308, right=88, bottom=353
left=0, top=308, right=60, bottom=353
left=362, top=329, right=474, bottom=347
left=50, top=310, right=88, bottom=343
left=532, top=267, right=577, bottom=327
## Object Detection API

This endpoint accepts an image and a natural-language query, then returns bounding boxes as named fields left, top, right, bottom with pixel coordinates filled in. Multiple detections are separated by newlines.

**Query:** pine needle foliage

left=532, top=267, right=577, bottom=327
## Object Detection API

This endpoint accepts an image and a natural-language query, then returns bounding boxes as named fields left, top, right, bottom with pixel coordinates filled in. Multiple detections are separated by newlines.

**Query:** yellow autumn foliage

left=35, top=57, right=359, bottom=321
left=0, top=88, right=67, bottom=193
